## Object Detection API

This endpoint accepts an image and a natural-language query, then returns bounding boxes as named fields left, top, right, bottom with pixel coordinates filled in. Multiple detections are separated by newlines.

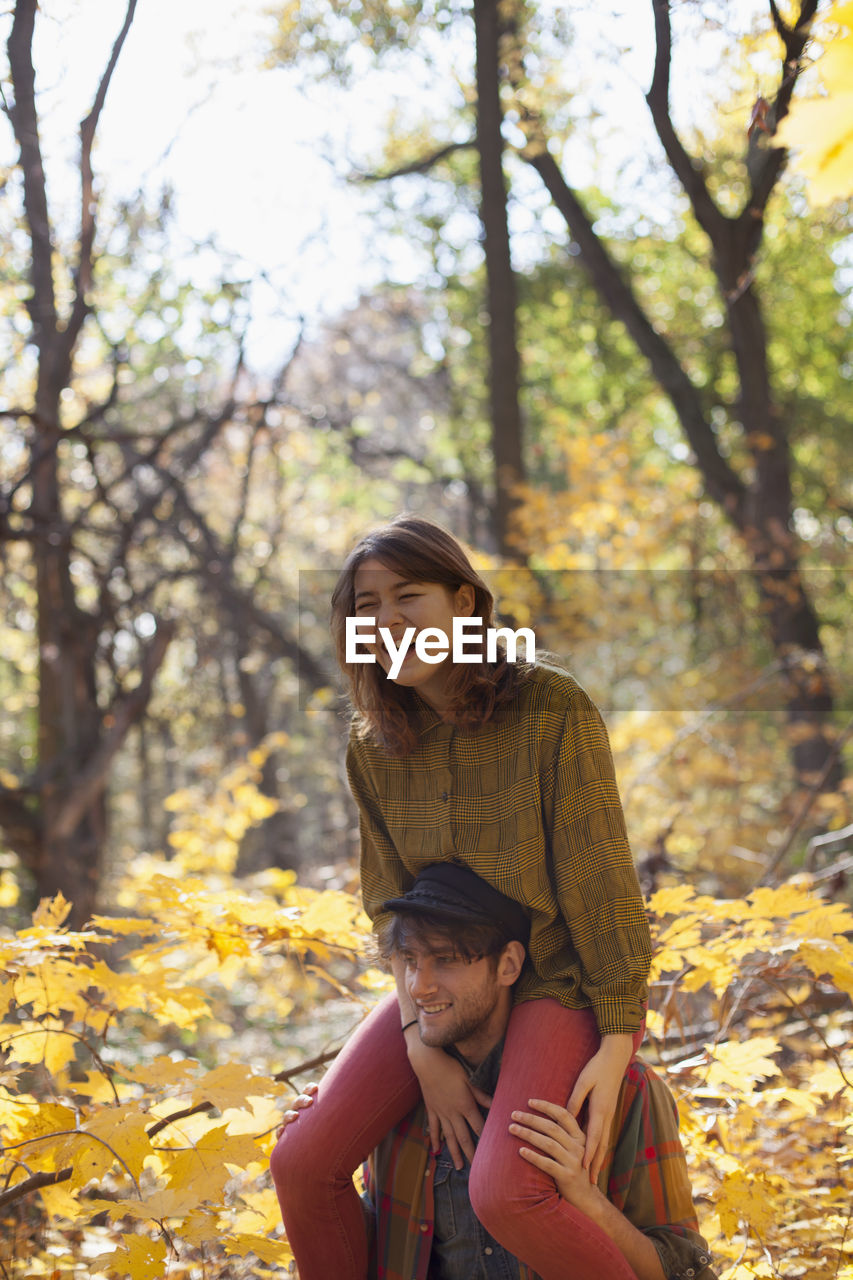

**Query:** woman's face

left=352, top=557, right=475, bottom=712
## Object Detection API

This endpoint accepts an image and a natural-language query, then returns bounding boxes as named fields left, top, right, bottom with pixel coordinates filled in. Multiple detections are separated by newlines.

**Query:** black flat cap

left=382, top=863, right=530, bottom=944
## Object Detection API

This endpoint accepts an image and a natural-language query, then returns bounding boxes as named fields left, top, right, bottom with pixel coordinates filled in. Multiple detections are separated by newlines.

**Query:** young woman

left=270, top=514, right=652, bottom=1280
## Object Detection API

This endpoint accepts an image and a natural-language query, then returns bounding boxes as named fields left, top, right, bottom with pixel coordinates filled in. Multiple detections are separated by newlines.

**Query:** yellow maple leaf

left=89, top=1188, right=201, bottom=1221
left=223, top=1233, right=294, bottom=1264
left=69, top=1132, right=119, bottom=1187
left=5, top=1021, right=78, bottom=1074
left=189, top=1062, right=285, bottom=1111
left=705, top=1036, right=782, bottom=1090
left=162, top=1125, right=261, bottom=1200
left=798, top=939, right=853, bottom=995
left=84, top=1106, right=154, bottom=1182
left=229, top=1187, right=284, bottom=1234
left=88, top=914, right=161, bottom=937
left=30, top=893, right=72, bottom=929
left=715, top=1169, right=782, bottom=1239
left=221, top=1093, right=288, bottom=1136
left=776, top=2, right=853, bottom=202
left=39, top=1176, right=84, bottom=1221
left=116, top=1055, right=200, bottom=1091
left=121, top=1234, right=167, bottom=1280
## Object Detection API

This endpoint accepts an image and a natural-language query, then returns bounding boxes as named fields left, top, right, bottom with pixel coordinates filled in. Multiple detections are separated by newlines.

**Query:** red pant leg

left=270, top=993, right=421, bottom=1280
left=469, top=999, right=644, bottom=1280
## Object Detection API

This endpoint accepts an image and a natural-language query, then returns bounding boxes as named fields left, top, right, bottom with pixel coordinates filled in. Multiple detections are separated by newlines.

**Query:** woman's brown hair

left=330, top=514, right=527, bottom=756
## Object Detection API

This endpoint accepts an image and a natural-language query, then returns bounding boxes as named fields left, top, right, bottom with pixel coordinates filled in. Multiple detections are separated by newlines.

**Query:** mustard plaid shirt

left=347, top=664, right=652, bottom=1035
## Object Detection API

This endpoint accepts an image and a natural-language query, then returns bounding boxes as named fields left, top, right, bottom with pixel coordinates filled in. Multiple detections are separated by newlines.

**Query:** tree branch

left=351, top=139, right=476, bottom=183
left=7, top=0, right=57, bottom=350
left=645, top=1, right=726, bottom=243
left=0, top=1167, right=71, bottom=1211
left=61, top=0, right=138, bottom=365
left=743, top=0, right=819, bottom=222
left=525, top=148, right=747, bottom=518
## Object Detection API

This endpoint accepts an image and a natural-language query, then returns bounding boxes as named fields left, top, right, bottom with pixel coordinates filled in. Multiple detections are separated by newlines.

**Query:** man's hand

left=510, top=1097, right=668, bottom=1280
left=275, top=1081, right=318, bottom=1139
left=406, top=1033, right=492, bottom=1170
left=566, top=1033, right=633, bottom=1181
left=509, top=1098, right=599, bottom=1210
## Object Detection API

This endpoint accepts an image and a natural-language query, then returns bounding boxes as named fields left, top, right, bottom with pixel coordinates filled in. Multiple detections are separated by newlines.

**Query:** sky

left=3, top=0, right=777, bottom=369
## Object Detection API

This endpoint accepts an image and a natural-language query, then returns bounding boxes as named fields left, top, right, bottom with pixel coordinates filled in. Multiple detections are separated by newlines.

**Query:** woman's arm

left=542, top=684, right=652, bottom=1176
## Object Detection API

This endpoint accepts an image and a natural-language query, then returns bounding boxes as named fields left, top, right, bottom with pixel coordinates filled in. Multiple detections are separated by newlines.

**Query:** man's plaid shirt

left=362, top=1057, right=717, bottom=1280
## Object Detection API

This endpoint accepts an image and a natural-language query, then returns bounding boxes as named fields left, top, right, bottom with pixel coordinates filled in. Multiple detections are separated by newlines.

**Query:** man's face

left=399, top=933, right=503, bottom=1051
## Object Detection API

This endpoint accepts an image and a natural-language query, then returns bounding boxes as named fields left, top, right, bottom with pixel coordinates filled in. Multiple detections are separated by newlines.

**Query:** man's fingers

left=526, top=1098, right=584, bottom=1140
left=517, top=1144, right=561, bottom=1179
left=471, top=1086, right=493, bottom=1109
left=508, top=1120, right=572, bottom=1162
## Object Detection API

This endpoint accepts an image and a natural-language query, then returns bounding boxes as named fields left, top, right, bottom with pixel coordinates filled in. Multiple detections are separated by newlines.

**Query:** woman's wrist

left=597, top=1032, right=634, bottom=1068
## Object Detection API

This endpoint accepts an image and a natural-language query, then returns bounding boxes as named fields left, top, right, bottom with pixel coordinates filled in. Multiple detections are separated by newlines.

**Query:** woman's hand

left=275, top=1081, right=318, bottom=1139
left=566, top=1033, right=633, bottom=1182
left=509, top=1098, right=599, bottom=1211
left=406, top=1034, right=491, bottom=1170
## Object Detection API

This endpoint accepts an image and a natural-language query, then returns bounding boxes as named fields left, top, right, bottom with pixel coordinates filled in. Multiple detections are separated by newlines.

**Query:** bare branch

left=351, top=139, right=476, bottom=183
left=146, top=1101, right=214, bottom=1139
left=0, top=1167, right=71, bottom=1211
left=525, top=148, right=747, bottom=519
left=743, top=0, right=819, bottom=219
left=7, top=0, right=58, bottom=349
left=645, top=1, right=725, bottom=243
left=62, top=0, right=138, bottom=363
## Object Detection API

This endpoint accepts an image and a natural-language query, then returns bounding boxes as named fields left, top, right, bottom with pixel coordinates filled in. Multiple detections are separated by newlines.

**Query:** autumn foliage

left=1, top=754, right=851, bottom=1279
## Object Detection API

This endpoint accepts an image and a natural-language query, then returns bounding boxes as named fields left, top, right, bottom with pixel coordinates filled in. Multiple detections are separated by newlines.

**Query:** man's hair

left=378, top=909, right=519, bottom=969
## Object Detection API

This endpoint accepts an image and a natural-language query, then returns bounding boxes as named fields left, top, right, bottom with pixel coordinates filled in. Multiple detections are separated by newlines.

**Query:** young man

left=280, top=865, right=716, bottom=1280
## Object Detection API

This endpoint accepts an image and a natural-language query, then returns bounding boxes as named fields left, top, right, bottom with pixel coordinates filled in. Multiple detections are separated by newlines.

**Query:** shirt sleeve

left=346, top=737, right=410, bottom=933
left=542, top=682, right=652, bottom=1034
left=605, top=1064, right=718, bottom=1279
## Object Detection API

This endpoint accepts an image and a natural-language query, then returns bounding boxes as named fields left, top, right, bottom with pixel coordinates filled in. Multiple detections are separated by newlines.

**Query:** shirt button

left=420, top=1223, right=429, bottom=1233
left=441, top=791, right=448, bottom=801
left=484, top=1248, right=493, bottom=1255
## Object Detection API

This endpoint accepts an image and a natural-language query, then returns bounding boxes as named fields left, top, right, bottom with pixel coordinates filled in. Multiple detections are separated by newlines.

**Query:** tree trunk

left=519, top=0, right=840, bottom=792
left=473, top=0, right=525, bottom=557
left=3, top=0, right=171, bottom=927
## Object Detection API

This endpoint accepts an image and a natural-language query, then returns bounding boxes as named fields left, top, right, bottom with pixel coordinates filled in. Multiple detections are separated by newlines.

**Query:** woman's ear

left=454, top=583, right=476, bottom=617
left=496, top=940, right=526, bottom=988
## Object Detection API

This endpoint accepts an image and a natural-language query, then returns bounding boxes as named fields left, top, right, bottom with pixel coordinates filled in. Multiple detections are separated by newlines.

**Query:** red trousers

left=270, top=993, right=643, bottom=1279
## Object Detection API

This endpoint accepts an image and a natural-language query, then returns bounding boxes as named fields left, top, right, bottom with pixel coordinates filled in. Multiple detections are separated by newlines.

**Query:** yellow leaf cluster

left=776, top=2, right=853, bottom=202
left=650, top=877, right=853, bottom=1273
left=0, top=860, right=374, bottom=1277
left=3, top=858, right=851, bottom=1277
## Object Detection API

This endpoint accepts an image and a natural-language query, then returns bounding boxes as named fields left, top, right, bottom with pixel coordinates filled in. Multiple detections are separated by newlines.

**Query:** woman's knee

left=468, top=1154, right=545, bottom=1239
left=270, top=1118, right=328, bottom=1201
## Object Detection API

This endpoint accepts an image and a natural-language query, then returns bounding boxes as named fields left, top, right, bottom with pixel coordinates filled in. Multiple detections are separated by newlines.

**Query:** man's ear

left=454, top=583, right=476, bottom=617
left=496, top=941, right=526, bottom=988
